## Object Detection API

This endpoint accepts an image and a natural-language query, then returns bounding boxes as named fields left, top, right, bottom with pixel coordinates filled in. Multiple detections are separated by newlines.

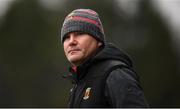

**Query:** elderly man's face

left=63, top=32, right=102, bottom=66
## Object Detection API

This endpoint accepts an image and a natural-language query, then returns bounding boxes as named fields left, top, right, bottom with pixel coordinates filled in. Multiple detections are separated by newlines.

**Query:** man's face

left=63, top=32, right=102, bottom=66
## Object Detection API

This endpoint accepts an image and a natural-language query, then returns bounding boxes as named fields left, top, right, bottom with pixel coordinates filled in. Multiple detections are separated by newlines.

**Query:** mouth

left=68, top=49, right=81, bottom=54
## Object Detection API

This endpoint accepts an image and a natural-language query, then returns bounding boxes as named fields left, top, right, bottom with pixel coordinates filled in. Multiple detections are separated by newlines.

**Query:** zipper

left=69, top=84, right=77, bottom=107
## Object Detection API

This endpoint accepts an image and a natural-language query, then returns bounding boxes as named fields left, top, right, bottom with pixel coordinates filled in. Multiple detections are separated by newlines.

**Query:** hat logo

left=83, top=87, right=91, bottom=100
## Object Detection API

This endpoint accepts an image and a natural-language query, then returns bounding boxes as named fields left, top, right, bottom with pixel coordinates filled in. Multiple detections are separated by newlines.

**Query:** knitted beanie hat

left=61, top=9, right=105, bottom=44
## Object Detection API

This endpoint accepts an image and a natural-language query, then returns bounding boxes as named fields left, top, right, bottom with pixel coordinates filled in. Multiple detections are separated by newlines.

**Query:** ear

left=98, top=42, right=102, bottom=47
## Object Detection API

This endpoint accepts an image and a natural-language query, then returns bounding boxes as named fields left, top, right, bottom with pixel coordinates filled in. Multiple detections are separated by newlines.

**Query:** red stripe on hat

left=67, top=16, right=100, bottom=28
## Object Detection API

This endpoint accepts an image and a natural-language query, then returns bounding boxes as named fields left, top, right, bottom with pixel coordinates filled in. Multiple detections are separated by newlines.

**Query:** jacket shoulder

left=106, top=68, right=139, bottom=90
left=107, top=67, right=138, bottom=83
left=89, top=60, right=129, bottom=78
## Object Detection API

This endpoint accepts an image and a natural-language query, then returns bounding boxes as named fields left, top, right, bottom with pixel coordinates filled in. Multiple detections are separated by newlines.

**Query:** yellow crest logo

left=83, top=87, right=91, bottom=100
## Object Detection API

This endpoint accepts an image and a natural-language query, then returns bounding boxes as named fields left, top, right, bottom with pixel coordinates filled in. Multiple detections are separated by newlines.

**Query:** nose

left=69, top=35, right=74, bottom=42
left=68, top=33, right=77, bottom=45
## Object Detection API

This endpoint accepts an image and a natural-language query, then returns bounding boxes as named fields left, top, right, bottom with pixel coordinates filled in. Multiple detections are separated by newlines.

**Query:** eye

left=64, top=33, right=70, bottom=40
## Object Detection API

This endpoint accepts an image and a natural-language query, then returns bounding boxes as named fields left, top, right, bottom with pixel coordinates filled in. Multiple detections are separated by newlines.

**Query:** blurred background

left=0, top=0, right=180, bottom=107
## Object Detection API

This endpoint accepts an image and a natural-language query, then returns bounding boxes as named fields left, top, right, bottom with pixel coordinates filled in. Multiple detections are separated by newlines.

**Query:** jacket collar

left=65, top=43, right=133, bottom=83
left=68, top=46, right=104, bottom=83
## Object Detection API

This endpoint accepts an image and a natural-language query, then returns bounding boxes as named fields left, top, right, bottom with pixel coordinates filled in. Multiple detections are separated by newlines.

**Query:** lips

left=68, top=49, right=80, bottom=54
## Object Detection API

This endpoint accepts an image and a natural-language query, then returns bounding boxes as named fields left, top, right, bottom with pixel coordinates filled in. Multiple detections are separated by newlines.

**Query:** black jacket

left=65, top=43, right=149, bottom=108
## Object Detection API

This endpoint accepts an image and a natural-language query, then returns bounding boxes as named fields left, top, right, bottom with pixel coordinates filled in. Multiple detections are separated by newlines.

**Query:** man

left=61, top=9, right=149, bottom=107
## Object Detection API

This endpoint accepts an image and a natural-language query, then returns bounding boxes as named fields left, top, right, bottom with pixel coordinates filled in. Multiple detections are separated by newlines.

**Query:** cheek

left=81, top=45, right=93, bottom=57
left=63, top=44, right=68, bottom=55
left=81, top=44, right=89, bottom=53
left=78, top=48, right=85, bottom=56
left=88, top=43, right=98, bottom=54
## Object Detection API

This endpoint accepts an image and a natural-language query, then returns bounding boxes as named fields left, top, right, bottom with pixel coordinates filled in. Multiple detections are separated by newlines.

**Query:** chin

left=67, top=53, right=84, bottom=65
left=68, top=57, right=81, bottom=64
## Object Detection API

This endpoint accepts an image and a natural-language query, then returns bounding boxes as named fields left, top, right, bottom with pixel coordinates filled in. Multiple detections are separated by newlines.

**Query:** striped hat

left=61, top=9, right=105, bottom=44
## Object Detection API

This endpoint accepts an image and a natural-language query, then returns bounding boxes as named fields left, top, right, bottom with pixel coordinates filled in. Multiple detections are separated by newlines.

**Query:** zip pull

left=69, top=84, right=77, bottom=107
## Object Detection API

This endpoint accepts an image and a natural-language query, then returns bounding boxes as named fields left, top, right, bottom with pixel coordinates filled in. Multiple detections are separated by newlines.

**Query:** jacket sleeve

left=104, top=67, right=149, bottom=107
